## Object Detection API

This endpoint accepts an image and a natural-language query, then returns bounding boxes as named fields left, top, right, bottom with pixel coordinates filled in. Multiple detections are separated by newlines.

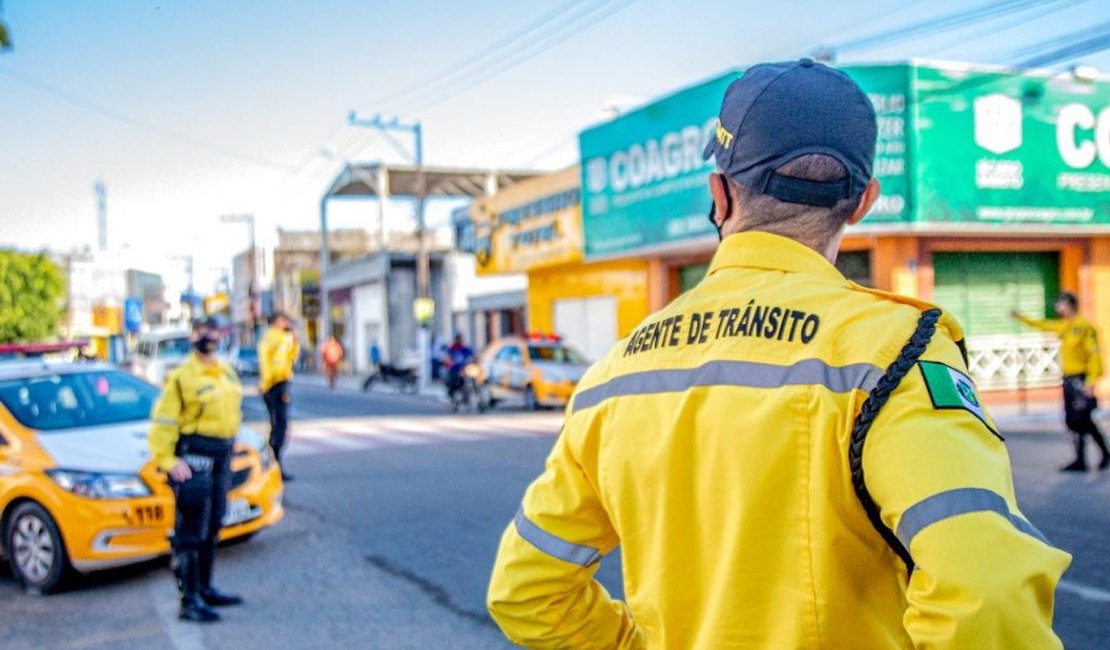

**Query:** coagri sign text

left=586, top=118, right=717, bottom=195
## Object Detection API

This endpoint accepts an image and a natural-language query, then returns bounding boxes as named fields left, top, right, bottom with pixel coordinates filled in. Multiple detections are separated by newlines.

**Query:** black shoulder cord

left=849, top=308, right=942, bottom=575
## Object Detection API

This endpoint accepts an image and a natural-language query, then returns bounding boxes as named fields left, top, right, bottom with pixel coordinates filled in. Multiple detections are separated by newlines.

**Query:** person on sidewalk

left=488, top=59, right=1069, bottom=649
left=259, top=312, right=299, bottom=481
left=149, top=317, right=243, bottom=623
left=1013, top=292, right=1110, bottom=471
left=322, top=335, right=344, bottom=390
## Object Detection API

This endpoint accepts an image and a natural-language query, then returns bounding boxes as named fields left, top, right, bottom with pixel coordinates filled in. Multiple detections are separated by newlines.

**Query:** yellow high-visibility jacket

left=258, top=326, right=299, bottom=392
left=1016, top=313, right=1102, bottom=388
left=149, top=353, right=243, bottom=472
left=488, top=232, right=1070, bottom=650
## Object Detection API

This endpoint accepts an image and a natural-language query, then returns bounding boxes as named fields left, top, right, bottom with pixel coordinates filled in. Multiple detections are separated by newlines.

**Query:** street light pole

left=220, top=213, right=258, bottom=344
left=348, top=112, right=432, bottom=390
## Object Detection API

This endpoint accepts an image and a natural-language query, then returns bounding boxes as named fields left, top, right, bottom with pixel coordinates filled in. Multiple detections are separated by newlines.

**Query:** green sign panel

left=911, top=65, right=1110, bottom=224
left=580, top=61, right=1110, bottom=259
left=579, top=74, right=733, bottom=257
left=841, top=65, right=913, bottom=223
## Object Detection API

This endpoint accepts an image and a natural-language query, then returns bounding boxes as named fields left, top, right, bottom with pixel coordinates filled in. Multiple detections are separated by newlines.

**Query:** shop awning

left=323, top=163, right=539, bottom=199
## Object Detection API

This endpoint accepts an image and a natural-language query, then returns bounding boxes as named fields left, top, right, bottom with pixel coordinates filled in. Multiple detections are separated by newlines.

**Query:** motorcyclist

left=442, top=334, right=475, bottom=400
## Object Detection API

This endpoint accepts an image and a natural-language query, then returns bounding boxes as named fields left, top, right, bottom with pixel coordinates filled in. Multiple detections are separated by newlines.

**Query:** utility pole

left=220, top=213, right=258, bottom=344
left=347, top=111, right=432, bottom=389
left=94, top=178, right=108, bottom=252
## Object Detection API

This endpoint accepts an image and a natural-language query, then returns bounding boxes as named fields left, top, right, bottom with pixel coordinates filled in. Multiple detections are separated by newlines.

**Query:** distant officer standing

left=259, top=312, right=299, bottom=480
left=1014, top=292, right=1110, bottom=471
left=149, top=317, right=243, bottom=623
left=488, top=59, right=1069, bottom=649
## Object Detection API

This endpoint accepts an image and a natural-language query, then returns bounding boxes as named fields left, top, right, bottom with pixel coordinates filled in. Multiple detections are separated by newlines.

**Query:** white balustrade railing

left=964, top=333, right=1061, bottom=390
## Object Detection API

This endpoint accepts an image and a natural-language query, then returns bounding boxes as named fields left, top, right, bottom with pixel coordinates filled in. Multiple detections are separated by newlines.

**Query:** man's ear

left=847, top=178, right=881, bottom=226
left=708, top=173, right=729, bottom=227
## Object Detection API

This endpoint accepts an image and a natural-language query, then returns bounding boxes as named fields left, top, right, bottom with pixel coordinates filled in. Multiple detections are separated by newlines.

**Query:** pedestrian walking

left=259, top=312, right=299, bottom=481
left=148, top=317, right=243, bottom=623
left=322, top=335, right=344, bottom=390
left=487, top=59, right=1069, bottom=649
left=1013, top=292, right=1110, bottom=471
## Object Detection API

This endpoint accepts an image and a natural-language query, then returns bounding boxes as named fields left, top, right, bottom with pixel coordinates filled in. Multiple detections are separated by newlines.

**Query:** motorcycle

left=447, top=362, right=485, bottom=414
left=361, top=363, right=419, bottom=393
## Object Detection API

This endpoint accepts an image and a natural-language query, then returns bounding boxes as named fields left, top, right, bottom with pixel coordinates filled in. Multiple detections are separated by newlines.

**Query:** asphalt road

left=1, top=380, right=1108, bottom=649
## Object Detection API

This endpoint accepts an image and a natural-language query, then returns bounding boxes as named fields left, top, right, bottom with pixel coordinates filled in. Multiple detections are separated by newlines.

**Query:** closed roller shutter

left=932, top=252, right=1059, bottom=336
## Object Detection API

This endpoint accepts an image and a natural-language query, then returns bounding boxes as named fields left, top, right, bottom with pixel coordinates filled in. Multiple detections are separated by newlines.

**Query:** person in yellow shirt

left=148, top=317, right=243, bottom=622
left=487, top=59, right=1068, bottom=649
left=258, top=312, right=299, bottom=480
left=1013, top=292, right=1110, bottom=471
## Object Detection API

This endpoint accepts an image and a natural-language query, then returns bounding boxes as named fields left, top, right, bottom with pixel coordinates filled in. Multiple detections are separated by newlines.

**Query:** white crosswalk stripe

left=270, top=413, right=565, bottom=457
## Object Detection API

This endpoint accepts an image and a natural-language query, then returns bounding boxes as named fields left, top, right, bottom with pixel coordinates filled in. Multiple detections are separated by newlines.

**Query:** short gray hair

left=731, top=154, right=862, bottom=243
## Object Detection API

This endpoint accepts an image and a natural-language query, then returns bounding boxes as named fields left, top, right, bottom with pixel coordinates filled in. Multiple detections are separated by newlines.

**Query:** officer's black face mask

left=193, top=333, right=219, bottom=355
left=708, top=175, right=733, bottom=242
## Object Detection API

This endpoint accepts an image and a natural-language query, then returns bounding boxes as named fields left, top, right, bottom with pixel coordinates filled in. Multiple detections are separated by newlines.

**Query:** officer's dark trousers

left=171, top=435, right=233, bottom=590
left=1063, top=375, right=1110, bottom=465
left=263, top=381, right=290, bottom=465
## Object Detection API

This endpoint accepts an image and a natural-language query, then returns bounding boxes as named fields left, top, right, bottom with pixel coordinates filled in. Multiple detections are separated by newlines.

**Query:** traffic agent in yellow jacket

left=149, top=353, right=243, bottom=472
left=488, top=232, right=1070, bottom=649
left=258, top=325, right=299, bottom=393
left=1015, top=312, right=1102, bottom=389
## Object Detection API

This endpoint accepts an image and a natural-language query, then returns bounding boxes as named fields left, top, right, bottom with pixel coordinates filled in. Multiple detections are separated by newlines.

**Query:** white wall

left=554, top=296, right=617, bottom=363
left=352, top=280, right=387, bottom=373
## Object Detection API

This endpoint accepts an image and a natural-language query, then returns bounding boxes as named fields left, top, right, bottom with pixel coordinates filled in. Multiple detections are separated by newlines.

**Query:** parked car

left=477, top=334, right=591, bottom=410
left=132, top=328, right=231, bottom=386
left=131, top=328, right=192, bottom=386
left=233, top=346, right=259, bottom=376
left=0, top=361, right=283, bottom=593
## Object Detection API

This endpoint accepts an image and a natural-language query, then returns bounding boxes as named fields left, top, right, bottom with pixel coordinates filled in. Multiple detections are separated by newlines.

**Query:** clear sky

left=2, top=0, right=1108, bottom=293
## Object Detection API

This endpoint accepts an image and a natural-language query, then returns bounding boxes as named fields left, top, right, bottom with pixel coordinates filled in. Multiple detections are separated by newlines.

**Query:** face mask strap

left=707, top=174, right=733, bottom=242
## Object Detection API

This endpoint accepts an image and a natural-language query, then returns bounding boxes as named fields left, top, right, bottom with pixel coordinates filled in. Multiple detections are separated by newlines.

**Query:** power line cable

left=410, top=0, right=641, bottom=116
left=0, top=65, right=301, bottom=172
left=1003, top=19, right=1110, bottom=62
left=834, top=0, right=1064, bottom=53
left=1016, top=31, right=1110, bottom=68
left=925, top=0, right=1093, bottom=56
left=371, top=0, right=594, bottom=113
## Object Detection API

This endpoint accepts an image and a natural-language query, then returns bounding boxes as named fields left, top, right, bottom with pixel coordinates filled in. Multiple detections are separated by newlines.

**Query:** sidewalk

left=295, top=371, right=448, bottom=401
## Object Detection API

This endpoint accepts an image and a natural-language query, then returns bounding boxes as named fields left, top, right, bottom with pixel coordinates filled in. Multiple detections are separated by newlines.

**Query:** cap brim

left=702, top=137, right=719, bottom=162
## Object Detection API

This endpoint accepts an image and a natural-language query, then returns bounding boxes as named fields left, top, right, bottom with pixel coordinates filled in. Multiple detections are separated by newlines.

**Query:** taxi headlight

left=46, top=470, right=152, bottom=499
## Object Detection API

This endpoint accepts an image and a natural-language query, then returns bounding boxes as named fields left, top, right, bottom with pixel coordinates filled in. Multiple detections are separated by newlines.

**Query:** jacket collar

left=707, top=231, right=846, bottom=281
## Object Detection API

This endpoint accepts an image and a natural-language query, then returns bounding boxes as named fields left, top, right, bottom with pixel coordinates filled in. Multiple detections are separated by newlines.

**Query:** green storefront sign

left=580, top=74, right=731, bottom=257
left=580, top=62, right=1110, bottom=258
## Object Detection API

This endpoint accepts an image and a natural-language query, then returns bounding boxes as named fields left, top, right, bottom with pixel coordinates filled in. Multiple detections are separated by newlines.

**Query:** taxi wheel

left=6, top=502, right=69, bottom=594
left=524, top=385, right=539, bottom=411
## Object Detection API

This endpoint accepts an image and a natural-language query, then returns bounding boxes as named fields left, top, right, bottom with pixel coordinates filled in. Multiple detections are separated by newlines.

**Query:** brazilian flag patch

left=919, top=361, right=1001, bottom=437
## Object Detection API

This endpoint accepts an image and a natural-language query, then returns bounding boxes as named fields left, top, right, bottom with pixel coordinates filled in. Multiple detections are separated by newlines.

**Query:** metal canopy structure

left=323, top=163, right=539, bottom=199
left=317, top=162, right=541, bottom=376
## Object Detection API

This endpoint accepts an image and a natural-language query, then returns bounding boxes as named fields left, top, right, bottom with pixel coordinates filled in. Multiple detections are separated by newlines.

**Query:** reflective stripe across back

left=571, top=358, right=884, bottom=414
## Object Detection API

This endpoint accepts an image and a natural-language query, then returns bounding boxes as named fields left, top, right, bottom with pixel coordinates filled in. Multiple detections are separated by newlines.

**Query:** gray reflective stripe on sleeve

left=153, top=417, right=178, bottom=426
left=895, top=487, right=1051, bottom=549
left=571, top=359, right=883, bottom=414
left=513, top=508, right=602, bottom=567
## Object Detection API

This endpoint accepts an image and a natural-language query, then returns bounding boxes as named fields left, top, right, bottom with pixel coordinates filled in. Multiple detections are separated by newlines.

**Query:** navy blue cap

left=703, top=58, right=877, bottom=207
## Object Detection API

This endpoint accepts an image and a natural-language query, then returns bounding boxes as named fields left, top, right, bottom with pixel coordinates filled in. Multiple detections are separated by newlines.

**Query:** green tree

left=0, top=250, right=65, bottom=342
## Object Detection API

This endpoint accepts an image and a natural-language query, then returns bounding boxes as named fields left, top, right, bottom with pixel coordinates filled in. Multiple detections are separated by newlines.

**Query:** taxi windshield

left=528, top=345, right=588, bottom=364
left=0, top=370, right=159, bottom=432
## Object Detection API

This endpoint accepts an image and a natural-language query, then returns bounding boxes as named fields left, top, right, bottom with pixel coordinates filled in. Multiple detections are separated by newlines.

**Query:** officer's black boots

left=177, top=552, right=220, bottom=622
left=198, top=546, right=243, bottom=607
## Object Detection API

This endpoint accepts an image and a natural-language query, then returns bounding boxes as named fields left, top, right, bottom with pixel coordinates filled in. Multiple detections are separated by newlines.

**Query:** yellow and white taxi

left=0, top=361, right=283, bottom=593
left=477, top=334, right=591, bottom=410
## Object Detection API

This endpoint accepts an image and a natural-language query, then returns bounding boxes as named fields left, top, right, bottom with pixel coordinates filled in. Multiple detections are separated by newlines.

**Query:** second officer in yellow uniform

left=488, top=60, right=1069, bottom=649
left=149, top=317, right=243, bottom=622
left=1014, top=293, right=1110, bottom=471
